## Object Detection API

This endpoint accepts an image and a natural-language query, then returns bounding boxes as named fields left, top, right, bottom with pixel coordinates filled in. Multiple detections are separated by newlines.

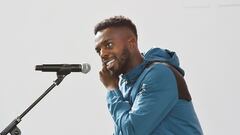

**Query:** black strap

left=146, top=61, right=192, bottom=101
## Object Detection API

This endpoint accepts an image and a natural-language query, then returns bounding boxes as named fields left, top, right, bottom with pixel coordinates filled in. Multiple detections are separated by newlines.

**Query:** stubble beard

left=110, top=47, right=131, bottom=77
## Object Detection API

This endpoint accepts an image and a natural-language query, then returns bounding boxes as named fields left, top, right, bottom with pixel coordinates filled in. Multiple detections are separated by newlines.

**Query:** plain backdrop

left=0, top=0, right=239, bottom=135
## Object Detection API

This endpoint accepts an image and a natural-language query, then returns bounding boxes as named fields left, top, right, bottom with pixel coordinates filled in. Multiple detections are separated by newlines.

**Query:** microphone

left=35, top=63, right=91, bottom=74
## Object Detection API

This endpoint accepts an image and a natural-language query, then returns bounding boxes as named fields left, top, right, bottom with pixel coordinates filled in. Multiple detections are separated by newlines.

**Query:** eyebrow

left=95, top=38, right=112, bottom=51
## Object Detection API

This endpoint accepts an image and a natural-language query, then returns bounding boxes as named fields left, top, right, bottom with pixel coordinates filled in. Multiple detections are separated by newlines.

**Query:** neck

left=124, top=50, right=143, bottom=74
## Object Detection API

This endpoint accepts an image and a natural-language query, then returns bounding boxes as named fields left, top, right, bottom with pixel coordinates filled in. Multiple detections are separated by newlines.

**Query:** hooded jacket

left=107, top=48, right=203, bottom=135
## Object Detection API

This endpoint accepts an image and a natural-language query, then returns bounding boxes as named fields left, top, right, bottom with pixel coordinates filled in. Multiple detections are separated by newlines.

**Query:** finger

left=99, top=71, right=104, bottom=81
left=102, top=62, right=106, bottom=67
left=102, top=67, right=111, bottom=75
left=99, top=70, right=103, bottom=76
left=102, top=65, right=108, bottom=71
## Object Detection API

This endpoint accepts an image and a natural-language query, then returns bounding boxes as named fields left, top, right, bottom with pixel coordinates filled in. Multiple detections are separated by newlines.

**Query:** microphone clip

left=56, top=64, right=72, bottom=76
left=54, top=64, right=72, bottom=85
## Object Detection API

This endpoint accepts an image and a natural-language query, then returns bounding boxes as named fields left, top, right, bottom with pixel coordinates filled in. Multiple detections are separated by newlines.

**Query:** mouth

left=103, top=59, right=116, bottom=69
left=106, top=59, right=115, bottom=65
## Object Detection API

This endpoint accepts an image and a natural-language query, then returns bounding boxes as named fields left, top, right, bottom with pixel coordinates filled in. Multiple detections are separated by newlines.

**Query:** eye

left=106, top=42, right=113, bottom=49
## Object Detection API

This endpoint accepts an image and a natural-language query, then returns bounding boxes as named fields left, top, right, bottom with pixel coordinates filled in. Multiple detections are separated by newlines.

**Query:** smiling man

left=94, top=16, right=203, bottom=135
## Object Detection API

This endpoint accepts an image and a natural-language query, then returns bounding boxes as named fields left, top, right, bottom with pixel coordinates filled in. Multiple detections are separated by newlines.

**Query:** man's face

left=95, top=27, right=131, bottom=76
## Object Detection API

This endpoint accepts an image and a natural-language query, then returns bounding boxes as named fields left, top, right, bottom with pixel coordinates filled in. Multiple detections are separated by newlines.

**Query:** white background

left=0, top=0, right=239, bottom=134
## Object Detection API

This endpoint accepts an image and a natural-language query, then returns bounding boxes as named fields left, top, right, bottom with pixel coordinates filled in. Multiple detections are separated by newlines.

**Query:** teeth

left=107, top=59, right=115, bottom=66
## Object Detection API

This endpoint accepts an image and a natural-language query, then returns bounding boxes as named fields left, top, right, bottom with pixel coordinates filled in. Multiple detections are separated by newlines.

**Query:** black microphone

left=35, top=63, right=91, bottom=74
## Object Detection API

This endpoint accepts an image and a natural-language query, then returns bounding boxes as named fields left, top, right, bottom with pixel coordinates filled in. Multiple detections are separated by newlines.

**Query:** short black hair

left=94, top=16, right=138, bottom=39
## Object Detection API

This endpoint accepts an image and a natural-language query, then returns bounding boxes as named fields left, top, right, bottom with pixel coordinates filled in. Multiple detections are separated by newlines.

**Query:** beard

left=108, top=47, right=131, bottom=76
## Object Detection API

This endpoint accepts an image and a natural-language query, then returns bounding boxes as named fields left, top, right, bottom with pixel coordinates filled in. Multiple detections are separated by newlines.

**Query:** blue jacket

left=107, top=48, right=203, bottom=135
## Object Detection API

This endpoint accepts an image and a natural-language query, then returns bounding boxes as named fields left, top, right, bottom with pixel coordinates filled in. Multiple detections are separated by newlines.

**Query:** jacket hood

left=143, top=47, right=185, bottom=75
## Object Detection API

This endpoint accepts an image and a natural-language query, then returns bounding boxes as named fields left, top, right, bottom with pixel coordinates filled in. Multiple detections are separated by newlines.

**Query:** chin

left=110, top=68, right=122, bottom=76
left=110, top=61, right=125, bottom=76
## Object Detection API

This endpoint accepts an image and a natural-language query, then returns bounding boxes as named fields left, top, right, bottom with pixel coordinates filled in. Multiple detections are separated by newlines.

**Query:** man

left=94, top=16, right=203, bottom=135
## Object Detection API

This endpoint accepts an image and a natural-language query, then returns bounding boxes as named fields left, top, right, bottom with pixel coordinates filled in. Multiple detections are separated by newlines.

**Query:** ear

left=127, top=36, right=137, bottom=49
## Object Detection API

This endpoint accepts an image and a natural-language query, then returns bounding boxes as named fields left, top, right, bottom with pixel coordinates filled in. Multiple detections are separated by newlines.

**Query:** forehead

left=94, top=27, right=129, bottom=46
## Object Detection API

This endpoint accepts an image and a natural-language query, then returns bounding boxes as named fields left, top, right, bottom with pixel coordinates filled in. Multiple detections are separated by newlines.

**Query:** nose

left=100, top=48, right=110, bottom=59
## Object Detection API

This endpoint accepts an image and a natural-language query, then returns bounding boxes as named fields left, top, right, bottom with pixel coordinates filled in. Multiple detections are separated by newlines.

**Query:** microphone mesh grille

left=82, top=63, right=91, bottom=73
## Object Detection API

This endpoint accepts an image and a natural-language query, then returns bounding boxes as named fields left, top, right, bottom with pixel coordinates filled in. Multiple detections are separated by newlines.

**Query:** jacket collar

left=120, top=60, right=147, bottom=85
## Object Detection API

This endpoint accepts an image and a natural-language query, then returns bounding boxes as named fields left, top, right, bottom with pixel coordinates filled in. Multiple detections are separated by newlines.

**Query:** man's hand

left=99, top=66, right=119, bottom=91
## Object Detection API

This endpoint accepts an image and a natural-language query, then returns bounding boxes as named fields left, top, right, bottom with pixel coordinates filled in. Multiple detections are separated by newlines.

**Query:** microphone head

left=82, top=63, right=91, bottom=74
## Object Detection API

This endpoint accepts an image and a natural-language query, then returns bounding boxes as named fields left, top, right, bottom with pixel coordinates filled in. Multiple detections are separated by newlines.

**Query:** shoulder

left=145, top=62, right=175, bottom=80
left=140, top=62, right=177, bottom=90
left=139, top=62, right=178, bottom=95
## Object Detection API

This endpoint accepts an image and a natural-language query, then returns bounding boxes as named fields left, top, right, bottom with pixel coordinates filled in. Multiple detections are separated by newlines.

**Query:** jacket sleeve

left=107, top=64, right=179, bottom=135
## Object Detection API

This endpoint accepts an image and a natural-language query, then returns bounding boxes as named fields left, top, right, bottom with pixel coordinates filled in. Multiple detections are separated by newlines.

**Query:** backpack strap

left=146, top=61, right=192, bottom=101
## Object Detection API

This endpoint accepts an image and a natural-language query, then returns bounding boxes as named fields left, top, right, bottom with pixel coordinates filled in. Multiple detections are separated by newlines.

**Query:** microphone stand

left=0, top=70, right=71, bottom=135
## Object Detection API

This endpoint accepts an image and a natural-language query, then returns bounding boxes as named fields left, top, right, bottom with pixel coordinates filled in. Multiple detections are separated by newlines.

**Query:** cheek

left=119, top=49, right=130, bottom=63
left=114, top=44, right=126, bottom=55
